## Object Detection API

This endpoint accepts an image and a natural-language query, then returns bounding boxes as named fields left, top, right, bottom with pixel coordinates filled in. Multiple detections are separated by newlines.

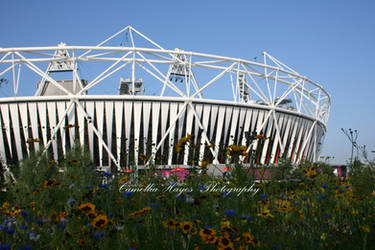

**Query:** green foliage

left=1, top=145, right=375, bottom=249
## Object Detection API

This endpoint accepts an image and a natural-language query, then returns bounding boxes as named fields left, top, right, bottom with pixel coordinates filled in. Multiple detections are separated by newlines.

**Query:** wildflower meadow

left=1, top=140, right=375, bottom=249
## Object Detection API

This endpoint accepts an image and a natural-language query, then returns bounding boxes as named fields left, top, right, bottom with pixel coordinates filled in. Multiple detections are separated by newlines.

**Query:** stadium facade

left=0, top=26, right=330, bottom=171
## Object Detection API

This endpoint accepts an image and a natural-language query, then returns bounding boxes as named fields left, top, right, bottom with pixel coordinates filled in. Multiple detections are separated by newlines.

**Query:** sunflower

left=180, top=221, right=194, bottom=234
left=91, top=214, right=108, bottom=229
left=78, top=203, right=96, bottom=215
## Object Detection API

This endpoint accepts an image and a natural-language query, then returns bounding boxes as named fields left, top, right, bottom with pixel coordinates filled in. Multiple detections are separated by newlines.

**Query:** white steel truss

left=0, top=25, right=330, bottom=169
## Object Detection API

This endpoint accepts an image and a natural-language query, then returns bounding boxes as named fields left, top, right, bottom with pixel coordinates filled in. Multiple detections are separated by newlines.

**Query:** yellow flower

left=128, top=207, right=151, bottom=219
left=204, top=234, right=217, bottom=244
left=161, top=218, right=179, bottom=229
left=10, top=208, right=22, bottom=216
left=256, top=134, right=268, bottom=140
left=199, top=228, right=216, bottom=242
left=44, top=178, right=58, bottom=188
left=48, top=159, right=56, bottom=168
left=361, top=225, right=370, bottom=233
left=180, top=221, right=194, bottom=234
left=257, top=208, right=274, bottom=218
left=242, top=232, right=260, bottom=247
left=176, top=134, right=191, bottom=152
left=64, top=124, right=79, bottom=130
left=220, top=220, right=231, bottom=227
left=139, top=153, right=147, bottom=161
left=91, top=214, right=108, bottom=229
left=119, top=176, right=128, bottom=183
left=27, top=138, right=40, bottom=143
left=320, top=233, right=327, bottom=240
left=78, top=203, right=96, bottom=215
left=156, top=195, right=165, bottom=200
left=69, top=159, right=80, bottom=165
left=0, top=201, right=10, bottom=210
left=200, top=160, right=210, bottom=168
left=217, top=236, right=234, bottom=249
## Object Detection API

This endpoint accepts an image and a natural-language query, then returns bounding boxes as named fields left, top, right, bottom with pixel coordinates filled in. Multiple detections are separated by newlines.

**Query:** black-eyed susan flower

left=47, top=159, right=56, bottom=168
left=119, top=176, right=128, bottom=183
left=204, top=234, right=217, bottom=244
left=361, top=225, right=370, bottom=233
left=217, top=236, right=234, bottom=249
left=27, top=138, right=40, bottom=143
left=180, top=221, right=194, bottom=234
left=78, top=203, right=96, bottom=215
left=161, top=218, right=179, bottom=229
left=69, top=159, right=80, bottom=165
left=176, top=134, right=191, bottom=152
left=242, top=232, right=260, bottom=247
left=320, top=233, right=327, bottom=240
left=64, top=124, right=79, bottom=130
left=257, top=208, right=274, bottom=218
left=256, top=134, right=268, bottom=140
left=92, top=214, right=108, bottom=229
left=139, top=153, right=147, bottom=161
left=199, top=228, right=216, bottom=242
left=44, top=178, right=58, bottom=188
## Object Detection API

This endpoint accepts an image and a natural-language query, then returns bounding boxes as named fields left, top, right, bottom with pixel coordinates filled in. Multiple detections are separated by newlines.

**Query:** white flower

left=29, top=232, right=40, bottom=241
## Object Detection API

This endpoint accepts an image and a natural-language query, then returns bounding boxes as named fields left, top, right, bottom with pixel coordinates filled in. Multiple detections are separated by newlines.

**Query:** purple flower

left=104, top=172, right=112, bottom=177
left=261, top=193, right=268, bottom=202
left=93, top=231, right=104, bottom=239
left=222, top=192, right=232, bottom=198
left=320, top=184, right=328, bottom=188
left=241, top=215, right=252, bottom=222
left=67, top=199, right=76, bottom=205
left=0, top=244, right=10, bottom=250
left=18, top=225, right=28, bottom=230
left=224, top=209, right=236, bottom=216
left=18, top=246, right=31, bottom=250
left=124, top=191, right=133, bottom=197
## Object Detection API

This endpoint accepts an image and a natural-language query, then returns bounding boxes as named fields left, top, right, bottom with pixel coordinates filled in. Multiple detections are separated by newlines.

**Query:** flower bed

left=1, top=146, right=375, bottom=249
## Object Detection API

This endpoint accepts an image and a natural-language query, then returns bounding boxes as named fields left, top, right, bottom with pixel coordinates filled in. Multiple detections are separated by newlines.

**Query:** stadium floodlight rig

left=0, top=25, right=330, bottom=172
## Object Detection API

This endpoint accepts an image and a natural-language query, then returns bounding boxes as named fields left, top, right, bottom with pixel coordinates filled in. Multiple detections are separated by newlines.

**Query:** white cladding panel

left=0, top=99, right=325, bottom=166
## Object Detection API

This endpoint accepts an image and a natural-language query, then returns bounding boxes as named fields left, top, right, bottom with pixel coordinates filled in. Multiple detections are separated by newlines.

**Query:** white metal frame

left=0, top=26, right=330, bottom=170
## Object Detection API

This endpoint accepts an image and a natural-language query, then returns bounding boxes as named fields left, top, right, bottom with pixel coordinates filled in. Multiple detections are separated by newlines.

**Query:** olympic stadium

left=0, top=26, right=330, bottom=172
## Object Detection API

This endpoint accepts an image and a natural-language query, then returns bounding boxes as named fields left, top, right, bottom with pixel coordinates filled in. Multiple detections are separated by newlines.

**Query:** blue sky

left=1, top=0, right=374, bottom=164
